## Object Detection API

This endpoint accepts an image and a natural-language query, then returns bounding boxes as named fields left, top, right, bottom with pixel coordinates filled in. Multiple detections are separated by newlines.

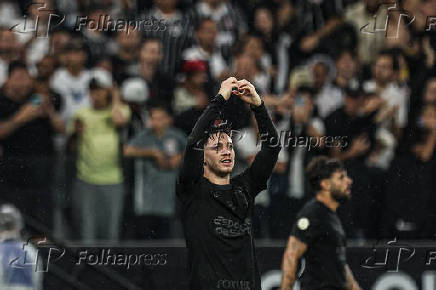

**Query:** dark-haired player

left=176, top=77, right=281, bottom=290
left=280, top=156, right=361, bottom=290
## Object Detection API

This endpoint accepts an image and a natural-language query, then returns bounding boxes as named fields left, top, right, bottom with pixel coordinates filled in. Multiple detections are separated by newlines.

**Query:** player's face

left=329, top=170, right=353, bottom=202
left=204, top=132, right=235, bottom=176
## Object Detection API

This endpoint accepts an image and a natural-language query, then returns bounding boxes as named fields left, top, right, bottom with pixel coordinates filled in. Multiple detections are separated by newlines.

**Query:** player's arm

left=236, top=80, right=281, bottom=195
left=281, top=236, right=307, bottom=290
left=177, top=77, right=237, bottom=186
left=345, top=264, right=361, bottom=290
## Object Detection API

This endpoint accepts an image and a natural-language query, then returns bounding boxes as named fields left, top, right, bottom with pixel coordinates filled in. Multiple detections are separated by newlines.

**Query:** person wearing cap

left=68, top=72, right=131, bottom=242
left=176, top=77, right=281, bottom=289
left=173, top=59, right=209, bottom=115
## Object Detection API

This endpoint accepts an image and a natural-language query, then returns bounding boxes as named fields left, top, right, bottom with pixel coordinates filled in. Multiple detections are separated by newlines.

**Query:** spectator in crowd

left=69, top=73, right=131, bottom=241
left=0, top=28, right=22, bottom=87
left=410, top=77, right=436, bottom=126
left=119, top=77, right=150, bottom=238
left=235, top=113, right=288, bottom=238
left=363, top=50, right=410, bottom=139
left=81, top=5, right=114, bottom=67
left=269, top=86, right=325, bottom=239
left=34, top=55, right=66, bottom=228
left=111, top=28, right=142, bottom=85
left=0, top=61, right=65, bottom=232
left=325, top=86, right=384, bottom=239
left=383, top=103, right=436, bottom=239
left=173, top=60, right=208, bottom=115
left=235, top=34, right=272, bottom=94
left=49, top=28, right=73, bottom=65
left=139, top=38, right=174, bottom=106
left=193, top=0, right=247, bottom=62
left=344, top=0, right=386, bottom=66
left=253, top=6, right=293, bottom=94
left=0, top=204, right=42, bottom=290
left=182, top=17, right=229, bottom=81
left=142, top=0, right=194, bottom=78
left=0, top=0, right=20, bottom=28
left=253, top=7, right=277, bottom=70
left=311, top=59, right=343, bottom=119
left=174, top=88, right=209, bottom=136
left=35, top=55, right=62, bottom=114
left=291, top=0, right=347, bottom=64
left=312, top=50, right=360, bottom=118
left=121, top=77, right=150, bottom=138
left=124, top=104, right=186, bottom=239
left=51, top=40, right=91, bottom=122
left=333, top=50, right=359, bottom=91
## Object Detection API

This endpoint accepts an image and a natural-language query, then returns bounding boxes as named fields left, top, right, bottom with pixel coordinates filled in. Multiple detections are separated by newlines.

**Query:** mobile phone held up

left=30, top=94, right=42, bottom=106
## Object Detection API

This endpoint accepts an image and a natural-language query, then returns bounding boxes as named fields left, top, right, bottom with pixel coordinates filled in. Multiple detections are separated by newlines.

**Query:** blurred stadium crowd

left=0, top=0, right=436, bottom=243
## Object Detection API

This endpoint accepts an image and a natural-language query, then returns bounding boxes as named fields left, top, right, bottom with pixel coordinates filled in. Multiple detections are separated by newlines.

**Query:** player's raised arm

left=235, top=79, right=282, bottom=195
left=281, top=236, right=307, bottom=290
left=176, top=77, right=238, bottom=190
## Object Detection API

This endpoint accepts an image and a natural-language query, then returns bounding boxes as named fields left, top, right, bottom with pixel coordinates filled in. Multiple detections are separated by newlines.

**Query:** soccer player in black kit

left=280, top=156, right=361, bottom=290
left=176, top=77, right=281, bottom=290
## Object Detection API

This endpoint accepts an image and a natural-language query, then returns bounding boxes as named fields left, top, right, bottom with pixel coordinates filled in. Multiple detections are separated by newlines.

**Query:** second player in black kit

left=281, top=157, right=361, bottom=290
left=176, top=78, right=281, bottom=290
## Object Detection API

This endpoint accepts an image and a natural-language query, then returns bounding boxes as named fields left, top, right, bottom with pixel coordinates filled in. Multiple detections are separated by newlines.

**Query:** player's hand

left=235, top=79, right=262, bottom=107
left=218, top=77, right=238, bottom=101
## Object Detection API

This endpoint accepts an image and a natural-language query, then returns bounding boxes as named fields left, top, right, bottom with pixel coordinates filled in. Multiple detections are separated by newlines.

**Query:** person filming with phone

left=0, top=61, right=65, bottom=233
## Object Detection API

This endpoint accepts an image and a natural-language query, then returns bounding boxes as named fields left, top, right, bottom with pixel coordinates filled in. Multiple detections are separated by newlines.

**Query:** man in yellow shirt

left=69, top=71, right=130, bottom=241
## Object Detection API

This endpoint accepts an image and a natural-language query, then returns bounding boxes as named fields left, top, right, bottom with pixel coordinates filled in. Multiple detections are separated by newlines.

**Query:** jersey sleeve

left=291, top=213, right=320, bottom=246
left=234, top=101, right=282, bottom=198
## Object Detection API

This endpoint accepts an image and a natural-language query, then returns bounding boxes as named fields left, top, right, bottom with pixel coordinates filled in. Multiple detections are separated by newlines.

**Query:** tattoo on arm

left=280, top=236, right=307, bottom=290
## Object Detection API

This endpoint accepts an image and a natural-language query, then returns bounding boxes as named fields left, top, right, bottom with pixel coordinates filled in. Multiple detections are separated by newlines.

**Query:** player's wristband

left=211, top=94, right=226, bottom=105
left=250, top=99, right=265, bottom=111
